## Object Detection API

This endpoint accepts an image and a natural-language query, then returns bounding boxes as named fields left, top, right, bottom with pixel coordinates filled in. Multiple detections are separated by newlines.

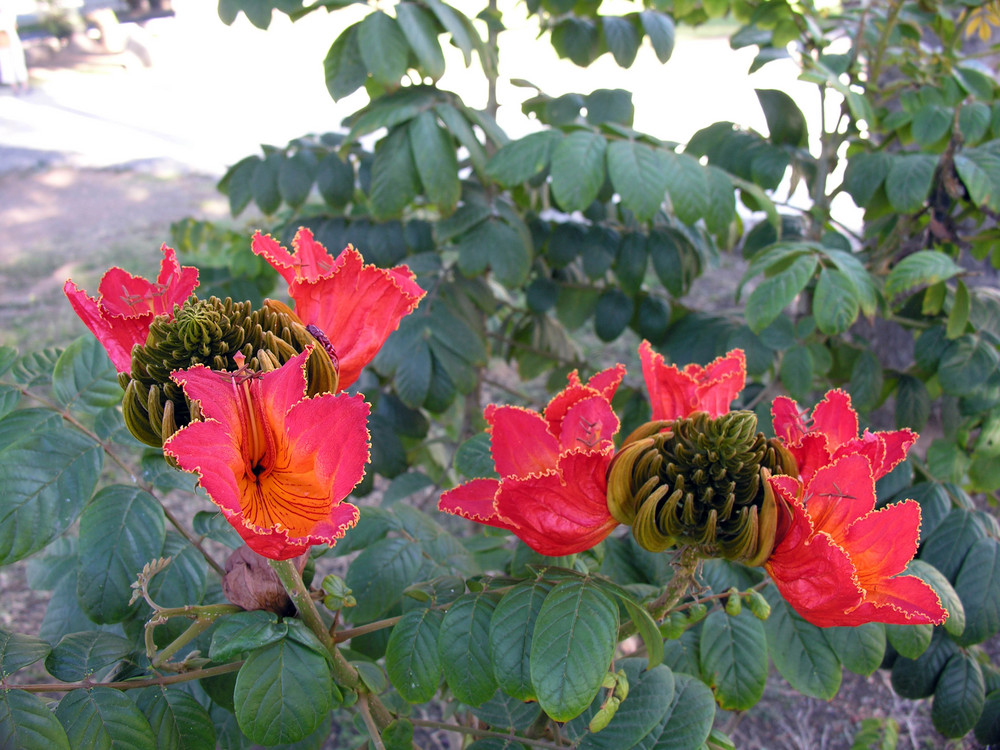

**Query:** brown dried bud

left=221, top=546, right=307, bottom=615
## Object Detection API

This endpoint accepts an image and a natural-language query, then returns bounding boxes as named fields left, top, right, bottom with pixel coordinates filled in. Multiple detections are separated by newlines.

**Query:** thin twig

left=410, top=719, right=564, bottom=749
left=2, top=661, right=242, bottom=693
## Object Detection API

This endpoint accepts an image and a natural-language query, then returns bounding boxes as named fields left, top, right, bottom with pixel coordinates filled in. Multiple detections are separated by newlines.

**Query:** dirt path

left=0, top=166, right=230, bottom=350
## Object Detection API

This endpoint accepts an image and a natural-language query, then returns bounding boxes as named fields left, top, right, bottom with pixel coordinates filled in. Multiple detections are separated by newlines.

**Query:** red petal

left=802, top=453, right=876, bottom=546
left=152, top=245, right=199, bottom=314
left=493, top=449, right=617, bottom=556
left=486, top=404, right=560, bottom=478
left=810, top=389, right=858, bottom=450
left=544, top=364, right=625, bottom=436
left=557, top=395, right=620, bottom=453
left=693, top=349, right=746, bottom=417
left=843, top=574, right=948, bottom=626
left=639, top=340, right=697, bottom=421
left=251, top=231, right=300, bottom=286
left=64, top=280, right=149, bottom=373
left=771, top=396, right=806, bottom=443
left=585, top=364, right=627, bottom=402
left=835, top=429, right=917, bottom=481
left=164, top=418, right=246, bottom=520
left=789, top=433, right=833, bottom=485
left=843, top=500, right=921, bottom=582
left=438, top=478, right=514, bottom=531
left=288, top=246, right=424, bottom=388
left=97, top=246, right=197, bottom=318
left=766, top=529, right=865, bottom=628
left=234, top=501, right=361, bottom=560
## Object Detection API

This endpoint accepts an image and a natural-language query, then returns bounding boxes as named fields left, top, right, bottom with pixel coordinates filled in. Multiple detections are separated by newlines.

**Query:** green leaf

left=895, top=375, right=930, bottom=432
left=585, top=89, right=634, bottom=127
left=954, top=154, right=994, bottom=208
left=454, top=433, right=498, bottom=479
left=395, top=2, right=445, bottom=79
left=0, top=426, right=102, bottom=565
left=698, top=609, right=767, bottom=710
left=814, top=267, right=859, bottom=335
left=386, top=607, right=444, bottom=703
left=345, top=537, right=424, bottom=623
left=469, top=691, right=541, bottom=732
left=455, top=217, right=532, bottom=288
left=370, top=126, right=420, bottom=220
left=843, top=151, right=892, bottom=208
left=822, top=623, right=885, bottom=677
left=849, top=349, right=883, bottom=410
left=395, top=334, right=432, bottom=408
left=409, top=110, right=460, bottom=213
left=489, top=581, right=552, bottom=701
left=884, top=154, right=937, bottom=213
left=550, top=18, right=600, bottom=66
left=885, top=623, right=933, bottom=660
left=550, top=131, right=608, bottom=212
left=423, top=0, right=474, bottom=66
left=324, top=24, right=367, bottom=100
left=756, top=89, right=807, bottom=147
left=921, top=509, right=988, bottom=582
left=703, top=165, right=736, bottom=235
left=316, top=153, right=355, bottom=208
left=45, top=632, right=132, bottom=682
left=938, top=334, right=1000, bottom=397
left=615, top=233, right=648, bottom=295
left=135, top=687, right=216, bottom=750
left=77, top=486, right=165, bottom=624
left=601, top=16, right=640, bottom=67
left=947, top=280, right=971, bottom=340
left=594, top=289, right=633, bottom=342
left=779, top=346, right=813, bottom=401
left=209, top=611, right=288, bottom=663
left=234, top=639, right=333, bottom=745
left=763, top=588, right=840, bottom=700
left=911, top=104, right=952, bottom=146
left=575, top=658, right=674, bottom=749
left=0, top=688, right=70, bottom=750
left=146, top=533, right=207, bottom=611
left=662, top=151, right=709, bottom=225
left=639, top=671, right=714, bottom=750
left=0, top=631, right=49, bottom=677
left=606, top=140, right=668, bottom=221
left=952, top=537, right=1000, bottom=646
left=277, top=152, right=316, bottom=209
left=530, top=579, right=619, bottom=721
left=55, top=687, right=154, bottom=749
left=438, top=592, right=498, bottom=706
left=746, top=254, right=818, bottom=333
left=975, top=690, right=1000, bottom=745
left=53, top=337, right=121, bottom=413
left=358, top=10, right=410, bottom=86
left=932, top=652, right=985, bottom=739
left=639, top=11, right=674, bottom=63
left=885, top=250, right=963, bottom=300
left=251, top=154, right=281, bottom=215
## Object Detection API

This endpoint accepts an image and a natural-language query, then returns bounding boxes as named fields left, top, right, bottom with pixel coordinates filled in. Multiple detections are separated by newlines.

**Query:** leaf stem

left=1, top=661, right=242, bottom=693
left=410, top=719, right=564, bottom=749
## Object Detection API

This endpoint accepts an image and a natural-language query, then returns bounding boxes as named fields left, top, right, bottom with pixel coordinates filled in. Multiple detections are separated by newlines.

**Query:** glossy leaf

left=890, top=628, right=958, bottom=699
left=486, top=131, right=560, bottom=187
left=756, top=89, right=807, bottom=147
left=409, top=110, right=460, bottom=213
left=606, top=140, right=668, bottom=221
left=885, top=251, right=963, bottom=300
left=345, top=537, right=424, bottom=623
left=906, top=559, right=965, bottom=638
left=550, top=131, right=607, bottom=212
left=822, top=623, right=885, bottom=677
left=885, top=623, right=933, bottom=660
left=576, top=658, right=674, bottom=749
left=952, top=536, right=1000, bottom=646
left=386, top=607, right=444, bottom=703
left=358, top=10, right=410, bottom=86
left=530, top=579, right=619, bottom=721
left=746, top=254, right=818, bottom=333
left=637, top=672, right=715, bottom=750
left=53, top=337, right=121, bottom=413
left=370, top=126, right=420, bottom=220
left=698, top=609, right=768, bottom=710
left=0, top=425, right=102, bottom=565
left=54, top=687, right=156, bottom=749
left=0, top=688, right=70, bottom=750
left=601, top=16, right=640, bottom=67
left=135, top=687, right=216, bottom=750
left=45, top=631, right=132, bottom=682
left=395, top=2, right=446, bottom=79
left=77, top=486, right=166, bottom=624
left=814, top=267, right=859, bottom=335
left=324, top=23, right=367, bottom=100
left=438, top=592, right=498, bottom=707
left=209, top=611, right=288, bottom=663
left=662, top=151, right=709, bottom=225
left=932, top=652, right=985, bottom=739
left=488, top=581, right=552, bottom=701
left=234, top=639, right=333, bottom=745
left=0, top=630, right=50, bottom=677
left=639, top=11, right=674, bottom=63
left=764, top=588, right=841, bottom=700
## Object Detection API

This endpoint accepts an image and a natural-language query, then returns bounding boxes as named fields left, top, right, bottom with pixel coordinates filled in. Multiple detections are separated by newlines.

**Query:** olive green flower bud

left=120, top=296, right=339, bottom=447
left=606, top=410, right=797, bottom=565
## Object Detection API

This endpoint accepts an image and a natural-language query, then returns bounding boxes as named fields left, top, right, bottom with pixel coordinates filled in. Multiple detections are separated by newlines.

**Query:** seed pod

left=725, top=587, right=742, bottom=617
left=744, top=589, right=772, bottom=621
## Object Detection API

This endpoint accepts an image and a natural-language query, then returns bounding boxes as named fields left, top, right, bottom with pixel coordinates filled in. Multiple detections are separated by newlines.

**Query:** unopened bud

left=744, top=589, right=771, bottom=620
left=725, top=587, right=742, bottom=617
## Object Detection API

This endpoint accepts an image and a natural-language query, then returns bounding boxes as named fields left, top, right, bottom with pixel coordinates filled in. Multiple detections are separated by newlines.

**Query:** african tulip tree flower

left=252, top=228, right=425, bottom=389
left=63, top=245, right=199, bottom=373
left=439, top=366, right=626, bottom=556
left=771, top=389, right=916, bottom=484
left=639, top=341, right=746, bottom=421
left=163, top=348, right=369, bottom=560
left=765, top=453, right=947, bottom=627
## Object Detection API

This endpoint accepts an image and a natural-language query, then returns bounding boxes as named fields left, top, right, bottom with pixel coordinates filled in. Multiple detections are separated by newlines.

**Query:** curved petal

left=169, top=362, right=243, bottom=425
left=235, top=502, right=360, bottom=560
left=809, top=389, right=858, bottom=450
left=640, top=340, right=697, bottom=421
left=692, top=349, right=746, bottom=417
left=251, top=230, right=308, bottom=286
left=787, top=433, right=832, bottom=485
left=63, top=280, right=149, bottom=373
left=98, top=245, right=198, bottom=317
left=771, top=395, right=806, bottom=443
left=843, top=574, right=948, bottom=626
left=486, top=404, right=560, bottom=478
left=163, top=418, right=246, bottom=519
left=803, top=453, right=876, bottom=545
left=835, top=429, right=918, bottom=481
left=288, top=246, right=425, bottom=388
left=153, top=245, right=200, bottom=314
left=544, top=364, right=625, bottom=436
left=438, top=478, right=513, bottom=530
left=493, top=448, right=617, bottom=556
left=557, top=395, right=620, bottom=453
left=843, top=500, right=921, bottom=582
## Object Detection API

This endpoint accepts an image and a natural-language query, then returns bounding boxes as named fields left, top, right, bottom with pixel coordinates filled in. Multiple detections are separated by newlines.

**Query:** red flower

left=439, top=366, right=626, bottom=556
left=64, top=246, right=199, bottom=373
left=771, top=389, right=916, bottom=484
left=639, top=341, right=746, bottom=420
left=163, top=349, right=370, bottom=560
left=252, top=228, right=425, bottom=389
left=765, top=453, right=947, bottom=627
